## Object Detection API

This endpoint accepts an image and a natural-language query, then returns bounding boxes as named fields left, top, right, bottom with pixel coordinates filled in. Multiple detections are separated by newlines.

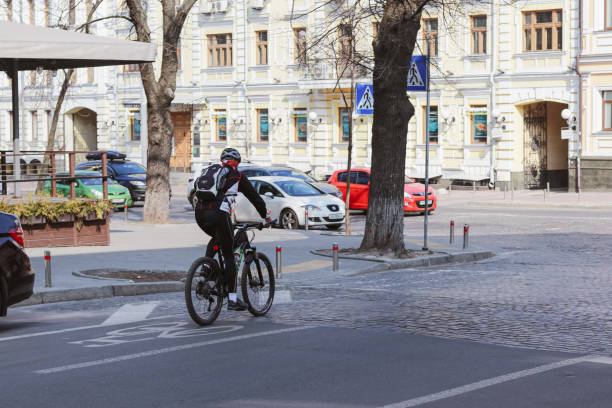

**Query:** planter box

left=20, top=215, right=46, bottom=226
left=49, top=213, right=76, bottom=224
left=23, top=213, right=110, bottom=248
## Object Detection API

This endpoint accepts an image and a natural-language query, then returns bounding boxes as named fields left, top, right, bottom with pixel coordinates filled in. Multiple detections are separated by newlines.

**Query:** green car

left=44, top=171, right=133, bottom=208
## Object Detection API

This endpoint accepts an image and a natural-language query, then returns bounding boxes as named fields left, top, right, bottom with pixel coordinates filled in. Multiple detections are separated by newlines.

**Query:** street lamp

left=309, top=111, right=322, bottom=124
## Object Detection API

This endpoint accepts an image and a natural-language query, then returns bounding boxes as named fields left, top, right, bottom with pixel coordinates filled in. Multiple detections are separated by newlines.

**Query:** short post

left=44, top=249, right=52, bottom=288
left=544, top=188, right=547, bottom=202
left=546, top=182, right=550, bottom=193
left=332, top=242, right=339, bottom=271
left=450, top=219, right=455, bottom=244
left=463, top=224, right=469, bottom=249
left=123, top=204, right=128, bottom=222
left=448, top=183, right=452, bottom=195
left=275, top=246, right=282, bottom=278
left=472, top=181, right=476, bottom=193
left=304, top=207, right=309, bottom=231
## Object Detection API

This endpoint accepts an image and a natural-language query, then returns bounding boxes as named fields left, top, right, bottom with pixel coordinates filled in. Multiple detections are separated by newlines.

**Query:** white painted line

left=100, top=302, right=159, bottom=326
left=0, top=314, right=181, bottom=343
left=585, top=356, right=612, bottom=365
left=36, top=325, right=314, bottom=374
left=379, top=355, right=601, bottom=408
left=274, top=290, right=292, bottom=304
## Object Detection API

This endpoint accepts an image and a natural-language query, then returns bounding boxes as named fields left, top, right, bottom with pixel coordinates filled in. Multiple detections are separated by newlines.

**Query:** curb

left=467, top=201, right=612, bottom=210
left=312, top=249, right=495, bottom=276
left=17, top=282, right=183, bottom=307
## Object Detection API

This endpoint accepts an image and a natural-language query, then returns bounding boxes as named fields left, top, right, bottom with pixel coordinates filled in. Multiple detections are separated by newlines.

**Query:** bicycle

left=185, top=221, right=276, bottom=326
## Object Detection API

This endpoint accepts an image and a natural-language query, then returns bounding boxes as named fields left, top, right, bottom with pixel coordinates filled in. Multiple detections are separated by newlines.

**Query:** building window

left=44, top=0, right=50, bottom=26
left=31, top=111, right=37, bottom=140
left=470, top=106, right=488, bottom=144
left=124, top=64, right=140, bottom=72
left=176, top=39, right=182, bottom=70
left=603, top=91, right=612, bottom=130
left=87, top=67, right=94, bottom=83
left=423, top=18, right=438, bottom=56
left=208, top=34, right=232, bottom=67
left=471, top=15, right=487, bottom=54
left=523, top=10, right=562, bottom=52
left=7, top=0, right=12, bottom=21
left=424, top=106, right=438, bottom=143
left=339, top=24, right=352, bottom=66
left=69, top=0, right=75, bottom=25
left=215, top=110, right=227, bottom=141
left=28, top=0, right=35, bottom=24
left=339, top=107, right=350, bottom=142
left=257, top=109, right=269, bottom=141
left=293, top=109, right=307, bottom=142
left=256, top=31, right=268, bottom=65
left=129, top=110, right=141, bottom=141
left=294, top=28, right=307, bottom=66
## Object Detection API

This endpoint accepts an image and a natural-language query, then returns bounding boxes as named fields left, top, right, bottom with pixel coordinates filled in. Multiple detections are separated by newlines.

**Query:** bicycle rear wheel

left=185, top=257, right=224, bottom=326
left=241, top=252, right=275, bottom=316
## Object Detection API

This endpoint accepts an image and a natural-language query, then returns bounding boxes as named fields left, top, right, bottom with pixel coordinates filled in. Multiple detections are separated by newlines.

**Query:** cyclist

left=194, top=148, right=271, bottom=311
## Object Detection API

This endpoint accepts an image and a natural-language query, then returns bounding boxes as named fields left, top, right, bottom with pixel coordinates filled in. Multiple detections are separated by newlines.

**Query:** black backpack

left=195, top=164, right=234, bottom=202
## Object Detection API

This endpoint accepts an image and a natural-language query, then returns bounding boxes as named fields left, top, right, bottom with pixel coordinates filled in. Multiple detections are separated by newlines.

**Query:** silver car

left=234, top=176, right=346, bottom=230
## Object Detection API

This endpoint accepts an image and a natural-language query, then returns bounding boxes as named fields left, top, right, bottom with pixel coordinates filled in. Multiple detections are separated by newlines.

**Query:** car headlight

left=334, top=191, right=343, bottom=198
left=130, top=180, right=146, bottom=186
left=304, top=205, right=322, bottom=213
left=91, top=189, right=103, bottom=198
left=404, top=192, right=413, bottom=199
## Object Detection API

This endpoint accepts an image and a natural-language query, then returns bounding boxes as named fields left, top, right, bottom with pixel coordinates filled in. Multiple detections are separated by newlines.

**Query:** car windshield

left=275, top=180, right=323, bottom=196
left=114, top=162, right=146, bottom=175
left=270, top=169, right=315, bottom=182
left=405, top=176, right=416, bottom=184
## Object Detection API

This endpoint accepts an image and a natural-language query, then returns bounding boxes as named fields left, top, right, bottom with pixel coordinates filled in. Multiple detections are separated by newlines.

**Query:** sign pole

left=423, top=36, right=431, bottom=251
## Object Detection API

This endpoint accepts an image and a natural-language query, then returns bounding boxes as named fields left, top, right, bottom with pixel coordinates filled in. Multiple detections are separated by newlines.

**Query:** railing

left=0, top=150, right=109, bottom=200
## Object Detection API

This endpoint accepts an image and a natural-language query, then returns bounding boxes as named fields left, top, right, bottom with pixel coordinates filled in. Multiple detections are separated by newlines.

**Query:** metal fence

left=0, top=150, right=110, bottom=200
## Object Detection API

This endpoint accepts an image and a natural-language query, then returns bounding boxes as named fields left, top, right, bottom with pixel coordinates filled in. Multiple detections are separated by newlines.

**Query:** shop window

left=603, top=91, right=612, bottom=130
left=470, top=106, right=488, bottom=144
left=257, top=109, right=269, bottom=141
left=293, top=109, right=307, bottom=142
left=339, top=107, right=350, bottom=142
left=215, top=110, right=227, bottom=141
left=129, top=110, right=141, bottom=141
left=424, top=106, right=438, bottom=144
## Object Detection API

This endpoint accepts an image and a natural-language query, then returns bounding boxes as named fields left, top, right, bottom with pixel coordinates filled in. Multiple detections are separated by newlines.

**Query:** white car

left=234, top=176, right=346, bottom=230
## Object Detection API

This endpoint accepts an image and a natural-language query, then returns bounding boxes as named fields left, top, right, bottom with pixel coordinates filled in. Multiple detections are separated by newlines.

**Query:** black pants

left=195, top=209, right=238, bottom=293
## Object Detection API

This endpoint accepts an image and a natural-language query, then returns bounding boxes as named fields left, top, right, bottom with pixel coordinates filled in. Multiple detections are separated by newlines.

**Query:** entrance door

left=523, top=103, right=547, bottom=189
left=170, top=112, right=191, bottom=171
left=73, top=108, right=97, bottom=163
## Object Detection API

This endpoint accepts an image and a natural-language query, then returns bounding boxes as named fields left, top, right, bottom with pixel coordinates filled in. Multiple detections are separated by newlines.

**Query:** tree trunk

left=359, top=2, right=422, bottom=256
left=35, top=70, right=73, bottom=194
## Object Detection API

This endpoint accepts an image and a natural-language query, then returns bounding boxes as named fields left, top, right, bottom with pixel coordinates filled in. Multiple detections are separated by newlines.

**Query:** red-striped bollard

left=44, top=249, right=52, bottom=287
left=304, top=207, right=309, bottom=231
left=332, top=242, right=339, bottom=271
left=123, top=204, right=128, bottom=222
left=276, top=246, right=282, bottom=278
left=463, top=224, right=469, bottom=249
left=450, top=220, right=455, bottom=244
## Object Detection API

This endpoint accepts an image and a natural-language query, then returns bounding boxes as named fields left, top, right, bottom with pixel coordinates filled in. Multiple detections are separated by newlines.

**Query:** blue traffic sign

left=407, top=55, right=427, bottom=91
left=355, top=84, right=374, bottom=115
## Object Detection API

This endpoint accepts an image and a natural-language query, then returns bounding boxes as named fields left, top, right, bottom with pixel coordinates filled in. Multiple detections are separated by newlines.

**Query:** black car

left=76, top=151, right=147, bottom=204
left=0, top=211, right=34, bottom=316
left=238, top=165, right=343, bottom=199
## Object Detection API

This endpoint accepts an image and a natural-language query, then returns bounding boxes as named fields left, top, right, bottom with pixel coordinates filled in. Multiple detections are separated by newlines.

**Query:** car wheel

left=280, top=209, right=300, bottom=230
left=0, top=275, right=8, bottom=317
left=190, top=193, right=199, bottom=210
left=326, top=224, right=342, bottom=230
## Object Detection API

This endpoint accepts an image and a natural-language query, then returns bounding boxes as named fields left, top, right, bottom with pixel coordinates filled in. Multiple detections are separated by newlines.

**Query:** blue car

left=76, top=151, right=147, bottom=204
left=0, top=211, right=34, bottom=316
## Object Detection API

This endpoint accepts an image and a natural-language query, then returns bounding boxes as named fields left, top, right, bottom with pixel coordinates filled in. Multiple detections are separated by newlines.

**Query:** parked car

left=234, top=176, right=345, bottom=230
left=187, top=164, right=343, bottom=209
left=0, top=211, right=34, bottom=316
left=328, top=168, right=437, bottom=214
left=76, top=151, right=146, bottom=205
left=43, top=171, right=132, bottom=208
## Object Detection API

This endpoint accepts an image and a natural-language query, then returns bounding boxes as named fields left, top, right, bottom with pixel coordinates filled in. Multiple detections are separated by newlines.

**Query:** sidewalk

left=17, top=218, right=492, bottom=306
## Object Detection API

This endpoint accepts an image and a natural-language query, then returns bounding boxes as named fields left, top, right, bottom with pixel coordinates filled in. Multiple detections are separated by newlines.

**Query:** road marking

left=36, top=325, right=314, bottom=374
left=101, top=302, right=159, bottom=326
left=585, top=356, right=612, bottom=365
left=283, top=260, right=332, bottom=274
left=0, top=314, right=181, bottom=343
left=379, top=355, right=603, bottom=408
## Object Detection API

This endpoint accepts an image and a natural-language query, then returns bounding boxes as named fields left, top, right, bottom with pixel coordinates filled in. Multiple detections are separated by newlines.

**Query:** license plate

left=328, top=213, right=343, bottom=220
left=111, top=199, right=125, bottom=204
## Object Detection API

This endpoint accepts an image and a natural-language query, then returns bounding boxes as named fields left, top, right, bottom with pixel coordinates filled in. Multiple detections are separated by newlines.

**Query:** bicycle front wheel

left=185, top=257, right=224, bottom=326
left=241, top=252, right=275, bottom=316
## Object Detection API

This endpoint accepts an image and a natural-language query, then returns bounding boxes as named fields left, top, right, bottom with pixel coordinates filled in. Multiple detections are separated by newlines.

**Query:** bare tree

left=292, top=0, right=465, bottom=256
left=124, top=0, right=198, bottom=223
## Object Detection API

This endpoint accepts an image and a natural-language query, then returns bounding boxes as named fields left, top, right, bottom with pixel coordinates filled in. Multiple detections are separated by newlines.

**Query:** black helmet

left=220, top=147, right=241, bottom=163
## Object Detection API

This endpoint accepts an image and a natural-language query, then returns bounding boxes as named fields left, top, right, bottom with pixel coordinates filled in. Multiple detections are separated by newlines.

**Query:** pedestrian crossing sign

left=356, top=84, right=374, bottom=115
left=407, top=55, right=427, bottom=91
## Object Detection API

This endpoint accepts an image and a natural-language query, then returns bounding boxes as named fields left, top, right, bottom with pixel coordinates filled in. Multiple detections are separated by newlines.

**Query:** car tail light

left=8, top=225, right=24, bottom=247
left=188, top=178, right=194, bottom=182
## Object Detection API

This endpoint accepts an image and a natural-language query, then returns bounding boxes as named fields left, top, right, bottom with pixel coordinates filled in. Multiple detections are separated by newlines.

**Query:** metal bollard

left=332, top=242, right=339, bottom=271
left=544, top=188, right=547, bottom=202
left=472, top=181, right=476, bottom=193
left=448, top=183, right=452, bottom=195
left=450, top=219, right=455, bottom=244
left=123, top=204, right=128, bottom=222
left=44, top=249, right=52, bottom=287
left=463, top=224, right=469, bottom=249
left=275, top=246, right=282, bottom=278
left=304, top=207, right=309, bottom=231
left=547, top=182, right=550, bottom=193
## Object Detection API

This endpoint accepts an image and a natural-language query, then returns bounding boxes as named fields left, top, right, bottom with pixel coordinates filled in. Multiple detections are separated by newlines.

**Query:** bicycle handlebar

left=234, top=219, right=277, bottom=231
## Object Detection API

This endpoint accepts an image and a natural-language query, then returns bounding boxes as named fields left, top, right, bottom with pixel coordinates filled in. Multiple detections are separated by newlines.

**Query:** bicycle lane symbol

left=69, top=321, right=243, bottom=348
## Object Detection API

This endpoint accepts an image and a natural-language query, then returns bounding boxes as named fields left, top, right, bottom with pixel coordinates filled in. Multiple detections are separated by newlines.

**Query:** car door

left=257, top=181, right=284, bottom=219
left=233, top=180, right=260, bottom=222
left=334, top=171, right=348, bottom=202
left=350, top=171, right=371, bottom=210
left=56, top=178, right=71, bottom=197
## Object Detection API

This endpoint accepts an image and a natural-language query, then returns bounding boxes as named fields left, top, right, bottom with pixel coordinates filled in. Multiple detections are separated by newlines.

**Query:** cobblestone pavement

left=81, top=194, right=612, bottom=356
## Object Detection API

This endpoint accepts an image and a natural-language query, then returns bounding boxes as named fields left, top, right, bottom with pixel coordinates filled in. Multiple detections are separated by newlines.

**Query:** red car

left=328, top=168, right=437, bottom=213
